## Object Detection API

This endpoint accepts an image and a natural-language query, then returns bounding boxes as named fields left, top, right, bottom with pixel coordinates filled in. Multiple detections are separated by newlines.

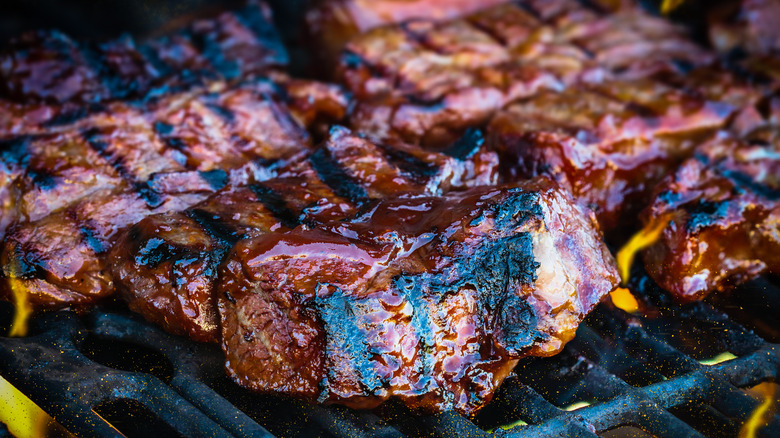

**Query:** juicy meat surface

left=642, top=131, right=780, bottom=302
left=487, top=79, right=733, bottom=231
left=108, top=126, right=498, bottom=342
left=0, top=79, right=345, bottom=310
left=218, top=179, right=618, bottom=415
left=339, top=0, right=712, bottom=147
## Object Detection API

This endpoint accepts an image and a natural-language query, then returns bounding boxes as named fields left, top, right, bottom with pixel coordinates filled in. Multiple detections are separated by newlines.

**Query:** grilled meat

left=339, top=0, right=711, bottom=147
left=218, top=178, right=618, bottom=415
left=304, top=0, right=507, bottom=73
left=108, top=126, right=498, bottom=342
left=0, top=0, right=286, bottom=106
left=708, top=0, right=780, bottom=57
left=487, top=79, right=733, bottom=231
left=641, top=130, right=780, bottom=302
left=0, top=79, right=348, bottom=310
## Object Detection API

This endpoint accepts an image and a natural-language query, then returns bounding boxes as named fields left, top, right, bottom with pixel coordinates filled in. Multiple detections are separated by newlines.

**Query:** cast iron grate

left=0, top=268, right=778, bottom=438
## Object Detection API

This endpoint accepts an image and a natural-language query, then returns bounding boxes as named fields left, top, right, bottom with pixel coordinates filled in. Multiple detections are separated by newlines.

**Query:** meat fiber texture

left=217, top=178, right=618, bottom=415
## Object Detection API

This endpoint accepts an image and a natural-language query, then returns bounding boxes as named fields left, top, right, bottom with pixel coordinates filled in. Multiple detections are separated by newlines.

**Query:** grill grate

left=0, top=270, right=778, bottom=437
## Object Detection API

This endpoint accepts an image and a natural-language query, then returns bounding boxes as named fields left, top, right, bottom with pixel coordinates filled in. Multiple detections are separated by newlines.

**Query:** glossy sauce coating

left=642, top=131, right=780, bottom=302
left=487, top=80, right=733, bottom=231
left=0, top=79, right=347, bottom=311
left=109, top=126, right=498, bottom=342
left=218, top=179, right=618, bottom=415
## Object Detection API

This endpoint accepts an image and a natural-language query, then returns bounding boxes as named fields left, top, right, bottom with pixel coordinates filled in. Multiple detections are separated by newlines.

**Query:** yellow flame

left=610, top=287, right=640, bottom=313
left=8, top=275, right=32, bottom=337
left=739, top=383, right=776, bottom=438
left=0, top=375, right=51, bottom=438
left=660, top=0, right=686, bottom=14
left=616, top=211, right=677, bottom=285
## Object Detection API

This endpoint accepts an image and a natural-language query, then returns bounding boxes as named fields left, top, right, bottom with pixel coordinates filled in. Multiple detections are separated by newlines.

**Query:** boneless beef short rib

left=218, top=179, right=618, bottom=414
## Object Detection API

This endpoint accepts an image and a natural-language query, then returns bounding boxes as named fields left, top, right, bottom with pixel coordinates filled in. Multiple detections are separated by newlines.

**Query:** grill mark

left=27, top=169, right=57, bottom=191
left=511, top=0, right=543, bottom=20
left=264, top=92, right=310, bottom=148
left=309, top=147, right=368, bottom=206
left=76, top=41, right=111, bottom=97
left=41, top=107, right=89, bottom=128
left=442, top=127, right=485, bottom=160
left=185, top=208, right=243, bottom=280
left=720, top=169, right=780, bottom=201
left=153, top=121, right=197, bottom=171
left=185, top=209, right=240, bottom=246
left=375, top=143, right=440, bottom=181
left=79, top=222, right=106, bottom=254
left=3, top=244, right=49, bottom=280
left=233, top=2, right=289, bottom=67
left=137, top=43, right=173, bottom=80
left=83, top=128, right=162, bottom=207
left=187, top=24, right=240, bottom=80
left=0, top=136, right=32, bottom=165
left=248, top=183, right=301, bottom=229
left=205, top=103, right=235, bottom=123
left=199, top=169, right=228, bottom=191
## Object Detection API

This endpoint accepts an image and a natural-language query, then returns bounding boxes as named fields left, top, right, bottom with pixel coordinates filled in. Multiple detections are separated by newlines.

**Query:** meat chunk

left=304, top=0, right=508, bottom=73
left=486, top=80, right=733, bottom=231
left=641, top=132, right=780, bottom=302
left=218, top=179, right=618, bottom=414
left=0, top=80, right=336, bottom=311
left=108, top=126, right=498, bottom=342
left=708, top=0, right=780, bottom=57
left=0, top=0, right=286, bottom=105
left=339, top=1, right=712, bottom=147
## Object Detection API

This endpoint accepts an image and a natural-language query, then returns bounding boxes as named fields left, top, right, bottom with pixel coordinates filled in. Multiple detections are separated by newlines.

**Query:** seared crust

left=108, top=127, right=498, bottom=342
left=642, top=131, right=780, bottom=302
left=0, top=79, right=345, bottom=310
left=487, top=80, right=733, bottom=230
left=339, top=1, right=713, bottom=147
left=218, top=180, right=618, bottom=415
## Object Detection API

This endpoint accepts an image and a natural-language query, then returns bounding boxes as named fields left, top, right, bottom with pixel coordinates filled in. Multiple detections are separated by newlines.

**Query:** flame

left=0, top=375, right=51, bottom=438
left=8, top=275, right=32, bottom=337
left=740, top=383, right=776, bottom=438
left=660, top=0, right=686, bottom=14
left=616, top=211, right=677, bottom=285
left=610, top=287, right=639, bottom=313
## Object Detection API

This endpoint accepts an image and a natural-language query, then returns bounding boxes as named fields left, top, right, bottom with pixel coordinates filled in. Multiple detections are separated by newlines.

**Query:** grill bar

left=1, top=275, right=779, bottom=437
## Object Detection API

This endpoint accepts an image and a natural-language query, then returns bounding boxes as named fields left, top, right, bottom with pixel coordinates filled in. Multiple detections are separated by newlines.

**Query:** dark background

left=0, top=0, right=309, bottom=44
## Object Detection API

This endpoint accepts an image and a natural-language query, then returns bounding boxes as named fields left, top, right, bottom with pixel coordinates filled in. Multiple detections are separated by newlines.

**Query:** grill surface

left=1, top=1, right=779, bottom=437
left=0, top=267, right=778, bottom=438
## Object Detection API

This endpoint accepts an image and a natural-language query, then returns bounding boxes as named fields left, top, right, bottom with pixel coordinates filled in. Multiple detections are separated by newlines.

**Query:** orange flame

left=740, top=383, right=776, bottom=438
left=610, top=287, right=639, bottom=313
left=616, top=211, right=678, bottom=285
left=8, top=275, right=32, bottom=337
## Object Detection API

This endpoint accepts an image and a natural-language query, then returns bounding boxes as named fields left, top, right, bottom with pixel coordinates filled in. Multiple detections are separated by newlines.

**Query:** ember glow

left=8, top=275, right=31, bottom=337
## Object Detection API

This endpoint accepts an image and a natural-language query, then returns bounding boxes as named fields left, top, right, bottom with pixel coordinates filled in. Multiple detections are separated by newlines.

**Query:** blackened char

left=218, top=179, right=618, bottom=415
